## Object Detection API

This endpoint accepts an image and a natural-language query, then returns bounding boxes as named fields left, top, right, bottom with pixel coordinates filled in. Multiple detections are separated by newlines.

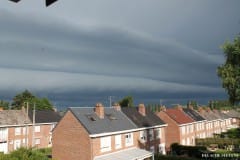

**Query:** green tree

left=118, top=96, right=134, bottom=107
left=12, top=90, right=54, bottom=110
left=217, top=36, right=240, bottom=105
left=0, top=100, right=9, bottom=110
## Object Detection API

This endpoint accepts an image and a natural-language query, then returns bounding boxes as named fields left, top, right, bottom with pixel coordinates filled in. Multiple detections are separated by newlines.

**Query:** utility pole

left=25, top=102, right=29, bottom=148
left=109, top=96, right=113, bottom=107
left=32, top=103, right=36, bottom=147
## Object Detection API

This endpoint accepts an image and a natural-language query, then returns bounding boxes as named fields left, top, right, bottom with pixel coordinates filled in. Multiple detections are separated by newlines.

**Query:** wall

left=52, top=111, right=91, bottom=160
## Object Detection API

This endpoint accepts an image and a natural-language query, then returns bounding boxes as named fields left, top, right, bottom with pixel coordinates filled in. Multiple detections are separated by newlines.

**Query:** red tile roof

left=165, top=108, right=194, bottom=124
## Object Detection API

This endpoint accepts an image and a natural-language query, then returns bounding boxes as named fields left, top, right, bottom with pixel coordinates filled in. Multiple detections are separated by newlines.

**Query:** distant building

left=0, top=107, right=61, bottom=154
left=156, top=106, right=196, bottom=151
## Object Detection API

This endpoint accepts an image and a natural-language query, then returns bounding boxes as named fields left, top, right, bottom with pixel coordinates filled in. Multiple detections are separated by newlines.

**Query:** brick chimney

left=95, top=103, right=104, bottom=119
left=160, top=105, right=166, bottom=112
left=198, top=107, right=204, bottom=113
left=113, top=103, right=121, bottom=111
left=176, top=105, right=183, bottom=111
left=138, top=104, right=146, bottom=116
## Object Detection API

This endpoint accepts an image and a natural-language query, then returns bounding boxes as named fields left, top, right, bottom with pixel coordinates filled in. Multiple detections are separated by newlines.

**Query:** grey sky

left=0, top=0, right=240, bottom=107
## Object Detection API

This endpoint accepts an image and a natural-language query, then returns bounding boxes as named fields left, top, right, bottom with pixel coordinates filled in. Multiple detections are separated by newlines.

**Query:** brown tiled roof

left=165, top=108, right=194, bottom=124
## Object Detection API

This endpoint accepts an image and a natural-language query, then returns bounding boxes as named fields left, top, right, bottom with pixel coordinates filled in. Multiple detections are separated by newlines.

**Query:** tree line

left=0, top=90, right=54, bottom=110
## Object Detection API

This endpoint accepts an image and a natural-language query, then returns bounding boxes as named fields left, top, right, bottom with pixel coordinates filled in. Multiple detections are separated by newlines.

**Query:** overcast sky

left=0, top=0, right=240, bottom=108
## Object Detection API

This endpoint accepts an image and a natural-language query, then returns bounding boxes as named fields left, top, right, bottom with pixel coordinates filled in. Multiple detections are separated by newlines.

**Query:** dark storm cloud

left=1, top=0, right=240, bottom=106
left=0, top=9, right=224, bottom=97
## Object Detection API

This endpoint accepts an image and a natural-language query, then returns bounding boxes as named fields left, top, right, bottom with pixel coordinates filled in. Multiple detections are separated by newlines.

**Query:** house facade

left=0, top=108, right=31, bottom=153
left=182, top=107, right=207, bottom=139
left=0, top=107, right=61, bottom=154
left=156, top=106, right=195, bottom=151
left=52, top=103, right=154, bottom=160
left=122, top=104, right=167, bottom=155
left=197, top=107, right=222, bottom=137
left=28, top=109, right=61, bottom=148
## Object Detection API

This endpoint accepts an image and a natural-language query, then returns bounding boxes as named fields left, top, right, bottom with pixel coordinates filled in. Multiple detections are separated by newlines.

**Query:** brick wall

left=52, top=111, right=91, bottom=160
left=91, top=131, right=140, bottom=157
left=156, top=111, right=180, bottom=151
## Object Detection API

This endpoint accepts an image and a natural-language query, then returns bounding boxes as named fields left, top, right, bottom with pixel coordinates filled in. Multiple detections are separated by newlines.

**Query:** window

left=125, top=133, right=133, bottom=146
left=149, top=129, right=154, bottom=141
left=100, top=136, right=111, bottom=152
left=14, top=140, right=21, bottom=150
left=150, top=146, right=155, bottom=153
left=115, top=135, right=121, bottom=149
left=159, top=143, right=166, bottom=155
left=181, top=139, right=185, bottom=145
left=35, top=138, right=40, bottom=145
left=22, top=127, right=26, bottom=135
left=155, top=128, right=162, bottom=139
left=187, top=138, right=190, bottom=145
left=181, top=126, right=185, bottom=135
left=35, top=126, right=40, bottom=132
left=15, top=127, right=21, bottom=136
left=140, top=130, right=146, bottom=142
left=22, top=139, right=25, bottom=144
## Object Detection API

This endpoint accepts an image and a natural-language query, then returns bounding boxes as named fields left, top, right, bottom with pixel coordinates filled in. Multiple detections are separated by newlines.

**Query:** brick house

left=0, top=108, right=31, bottom=153
left=121, top=104, right=167, bottom=155
left=212, top=110, right=233, bottom=132
left=28, top=109, right=61, bottom=148
left=52, top=103, right=154, bottom=160
left=182, top=107, right=207, bottom=139
left=224, top=110, right=240, bottom=128
left=0, top=107, right=61, bottom=154
left=197, top=107, right=221, bottom=137
left=156, top=106, right=195, bottom=151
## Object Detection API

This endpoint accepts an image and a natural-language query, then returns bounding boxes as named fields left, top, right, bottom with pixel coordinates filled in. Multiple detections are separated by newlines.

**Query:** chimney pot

left=176, top=105, right=183, bottom=111
left=113, top=103, right=121, bottom=111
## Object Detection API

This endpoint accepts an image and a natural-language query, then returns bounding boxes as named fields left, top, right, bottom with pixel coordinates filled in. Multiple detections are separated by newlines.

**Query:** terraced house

left=182, top=107, right=207, bottom=139
left=197, top=107, right=222, bottom=137
left=0, top=107, right=61, bottom=154
left=52, top=103, right=166, bottom=160
left=156, top=106, right=196, bottom=151
left=122, top=104, right=167, bottom=154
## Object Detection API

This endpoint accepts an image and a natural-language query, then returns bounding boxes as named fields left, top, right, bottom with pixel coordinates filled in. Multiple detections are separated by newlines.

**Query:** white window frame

left=159, top=143, right=166, bottom=155
left=125, top=133, right=133, bottom=147
left=15, top=127, right=21, bottom=136
left=34, top=126, right=40, bottom=133
left=140, top=130, right=147, bottom=142
left=181, top=138, right=185, bottom=145
left=181, top=126, right=185, bottom=135
left=14, top=139, right=21, bottom=150
left=100, top=136, right=111, bottom=152
left=115, top=135, right=122, bottom=149
left=155, top=128, right=162, bottom=139
left=35, top=138, right=40, bottom=145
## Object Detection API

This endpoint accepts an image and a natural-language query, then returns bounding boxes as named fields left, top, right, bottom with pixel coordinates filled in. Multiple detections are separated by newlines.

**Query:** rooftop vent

left=106, top=114, right=117, bottom=120
left=86, top=114, right=96, bottom=121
